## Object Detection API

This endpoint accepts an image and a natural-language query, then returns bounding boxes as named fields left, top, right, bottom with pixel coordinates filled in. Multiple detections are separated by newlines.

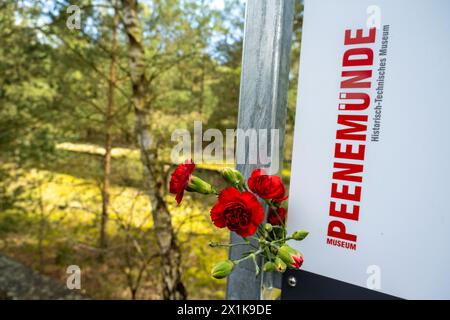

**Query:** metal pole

left=226, top=0, right=294, bottom=300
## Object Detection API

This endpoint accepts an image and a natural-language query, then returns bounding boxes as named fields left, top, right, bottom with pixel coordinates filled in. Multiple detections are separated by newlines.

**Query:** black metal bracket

left=281, top=269, right=401, bottom=300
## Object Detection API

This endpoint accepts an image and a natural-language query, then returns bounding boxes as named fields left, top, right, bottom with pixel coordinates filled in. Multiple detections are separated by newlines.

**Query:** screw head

left=288, top=276, right=297, bottom=287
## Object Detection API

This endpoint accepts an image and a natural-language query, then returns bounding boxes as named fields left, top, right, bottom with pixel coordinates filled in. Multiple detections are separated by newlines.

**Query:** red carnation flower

left=278, top=245, right=304, bottom=269
left=267, top=207, right=287, bottom=226
left=292, top=255, right=304, bottom=269
left=169, top=160, right=195, bottom=204
left=247, top=169, right=288, bottom=202
left=210, top=187, right=264, bottom=237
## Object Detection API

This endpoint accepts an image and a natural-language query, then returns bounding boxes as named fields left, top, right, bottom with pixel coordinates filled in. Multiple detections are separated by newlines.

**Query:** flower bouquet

left=169, top=160, right=308, bottom=286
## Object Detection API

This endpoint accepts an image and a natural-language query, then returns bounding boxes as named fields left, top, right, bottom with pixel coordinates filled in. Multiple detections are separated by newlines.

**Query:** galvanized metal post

left=226, top=0, right=294, bottom=300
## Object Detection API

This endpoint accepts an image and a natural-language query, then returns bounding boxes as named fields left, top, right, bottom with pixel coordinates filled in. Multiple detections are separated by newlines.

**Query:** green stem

left=263, top=199, right=286, bottom=229
left=271, top=229, right=278, bottom=241
left=234, top=249, right=263, bottom=264
left=272, top=225, right=284, bottom=229
left=258, top=239, right=281, bottom=251
left=272, top=237, right=293, bottom=244
left=256, top=224, right=267, bottom=238
left=215, top=242, right=250, bottom=248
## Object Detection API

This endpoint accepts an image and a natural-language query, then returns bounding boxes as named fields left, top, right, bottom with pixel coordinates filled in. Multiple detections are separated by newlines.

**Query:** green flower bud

left=186, top=176, right=216, bottom=195
left=208, top=241, right=220, bottom=247
left=263, top=261, right=275, bottom=272
left=221, top=168, right=244, bottom=188
left=264, top=223, right=273, bottom=232
left=291, top=230, right=309, bottom=241
left=211, top=260, right=235, bottom=279
left=277, top=245, right=304, bottom=269
left=274, top=257, right=287, bottom=273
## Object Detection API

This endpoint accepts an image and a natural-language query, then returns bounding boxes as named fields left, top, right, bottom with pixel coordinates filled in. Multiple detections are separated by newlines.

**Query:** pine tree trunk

left=121, top=0, right=186, bottom=300
left=37, top=185, right=45, bottom=272
left=100, top=7, right=119, bottom=250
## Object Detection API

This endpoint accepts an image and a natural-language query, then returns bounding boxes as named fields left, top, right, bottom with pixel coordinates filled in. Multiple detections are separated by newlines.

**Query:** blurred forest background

left=0, top=0, right=303, bottom=299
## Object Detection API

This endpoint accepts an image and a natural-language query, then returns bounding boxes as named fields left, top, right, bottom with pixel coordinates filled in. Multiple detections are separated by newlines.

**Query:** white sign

left=288, top=0, right=450, bottom=299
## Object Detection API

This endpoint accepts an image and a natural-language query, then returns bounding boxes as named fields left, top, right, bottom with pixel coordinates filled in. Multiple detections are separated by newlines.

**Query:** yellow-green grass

left=56, top=142, right=291, bottom=177
left=1, top=165, right=228, bottom=299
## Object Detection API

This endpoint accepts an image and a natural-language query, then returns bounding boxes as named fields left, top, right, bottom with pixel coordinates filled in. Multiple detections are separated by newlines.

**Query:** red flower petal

left=169, top=160, right=195, bottom=204
left=268, top=207, right=287, bottom=225
left=218, top=187, right=241, bottom=203
left=210, top=187, right=263, bottom=237
left=237, top=222, right=258, bottom=238
left=248, top=169, right=288, bottom=203
left=293, top=255, right=304, bottom=269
